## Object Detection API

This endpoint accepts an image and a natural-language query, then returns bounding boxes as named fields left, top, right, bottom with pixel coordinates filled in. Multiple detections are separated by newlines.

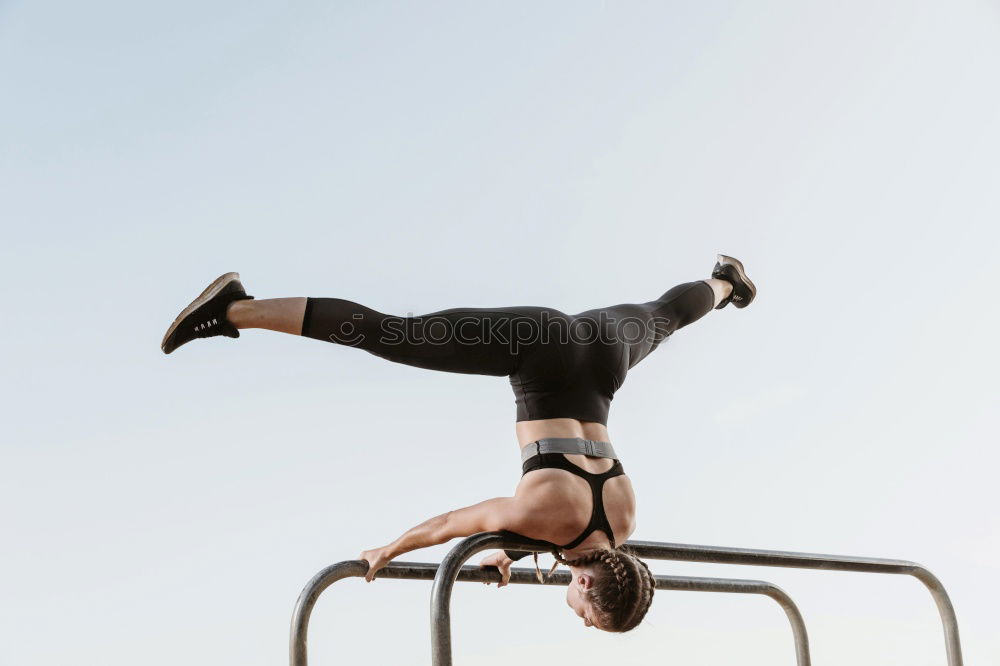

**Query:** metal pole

left=429, top=533, right=810, bottom=666
left=290, top=561, right=368, bottom=666
left=625, top=539, right=962, bottom=666
left=429, top=533, right=502, bottom=666
left=646, top=574, right=810, bottom=666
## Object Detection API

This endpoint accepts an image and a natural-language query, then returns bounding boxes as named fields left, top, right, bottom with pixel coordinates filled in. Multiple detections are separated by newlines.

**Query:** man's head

left=560, top=548, right=655, bottom=632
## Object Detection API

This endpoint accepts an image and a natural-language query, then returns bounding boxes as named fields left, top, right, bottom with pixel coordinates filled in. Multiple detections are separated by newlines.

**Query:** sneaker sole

left=716, top=254, right=756, bottom=306
left=160, top=272, right=241, bottom=353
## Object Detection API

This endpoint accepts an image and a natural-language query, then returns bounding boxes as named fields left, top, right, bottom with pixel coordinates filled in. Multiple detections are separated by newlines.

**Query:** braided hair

left=549, top=547, right=655, bottom=632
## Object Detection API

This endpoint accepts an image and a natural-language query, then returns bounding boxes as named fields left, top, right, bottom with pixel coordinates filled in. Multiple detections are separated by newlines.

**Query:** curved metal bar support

left=429, top=533, right=504, bottom=665
left=908, top=567, right=963, bottom=666
left=290, top=560, right=368, bottom=666
left=429, top=533, right=810, bottom=666
left=625, top=539, right=962, bottom=666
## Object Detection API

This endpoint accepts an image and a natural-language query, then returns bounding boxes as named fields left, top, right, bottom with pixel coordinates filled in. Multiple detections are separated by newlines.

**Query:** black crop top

left=504, top=452, right=625, bottom=561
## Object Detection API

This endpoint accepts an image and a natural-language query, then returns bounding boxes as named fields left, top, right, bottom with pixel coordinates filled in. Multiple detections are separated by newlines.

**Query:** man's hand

left=359, top=545, right=395, bottom=582
left=478, top=551, right=513, bottom=588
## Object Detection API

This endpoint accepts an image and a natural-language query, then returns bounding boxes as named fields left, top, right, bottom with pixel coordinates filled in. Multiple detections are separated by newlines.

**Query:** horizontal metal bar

left=322, top=558, right=807, bottom=596
left=626, top=539, right=921, bottom=572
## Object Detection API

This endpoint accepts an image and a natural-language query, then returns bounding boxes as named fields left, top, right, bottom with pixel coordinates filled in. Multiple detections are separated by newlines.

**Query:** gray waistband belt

left=520, top=437, right=619, bottom=463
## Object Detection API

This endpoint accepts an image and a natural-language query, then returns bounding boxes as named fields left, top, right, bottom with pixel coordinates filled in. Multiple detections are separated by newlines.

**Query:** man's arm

left=359, top=497, right=524, bottom=581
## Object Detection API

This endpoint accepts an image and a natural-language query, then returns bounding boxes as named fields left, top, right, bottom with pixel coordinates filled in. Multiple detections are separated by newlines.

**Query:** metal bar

left=624, top=539, right=963, bottom=666
left=289, top=557, right=810, bottom=666
left=290, top=532, right=962, bottom=666
left=429, top=533, right=809, bottom=666
left=290, top=560, right=366, bottom=666
left=428, top=534, right=961, bottom=666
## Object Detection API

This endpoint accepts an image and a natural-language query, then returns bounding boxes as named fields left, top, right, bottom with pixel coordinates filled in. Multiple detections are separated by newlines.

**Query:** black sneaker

left=711, top=255, right=756, bottom=309
left=160, top=272, right=254, bottom=354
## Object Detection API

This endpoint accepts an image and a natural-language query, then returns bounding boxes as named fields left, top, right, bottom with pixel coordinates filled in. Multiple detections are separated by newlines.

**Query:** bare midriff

left=515, top=418, right=611, bottom=450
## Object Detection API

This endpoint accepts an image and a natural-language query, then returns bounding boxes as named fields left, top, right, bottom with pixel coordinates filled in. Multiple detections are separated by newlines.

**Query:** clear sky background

left=2, top=1, right=998, bottom=664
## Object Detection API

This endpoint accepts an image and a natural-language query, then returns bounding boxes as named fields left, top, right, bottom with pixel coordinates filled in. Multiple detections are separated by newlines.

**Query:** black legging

left=301, top=280, right=715, bottom=425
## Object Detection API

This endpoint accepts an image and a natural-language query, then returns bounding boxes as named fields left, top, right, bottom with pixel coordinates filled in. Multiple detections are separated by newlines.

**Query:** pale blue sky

left=2, top=1, right=998, bottom=664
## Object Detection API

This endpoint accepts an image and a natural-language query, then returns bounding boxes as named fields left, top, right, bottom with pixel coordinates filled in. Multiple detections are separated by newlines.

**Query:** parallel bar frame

left=429, top=533, right=962, bottom=666
left=290, top=556, right=810, bottom=666
left=625, top=538, right=962, bottom=665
